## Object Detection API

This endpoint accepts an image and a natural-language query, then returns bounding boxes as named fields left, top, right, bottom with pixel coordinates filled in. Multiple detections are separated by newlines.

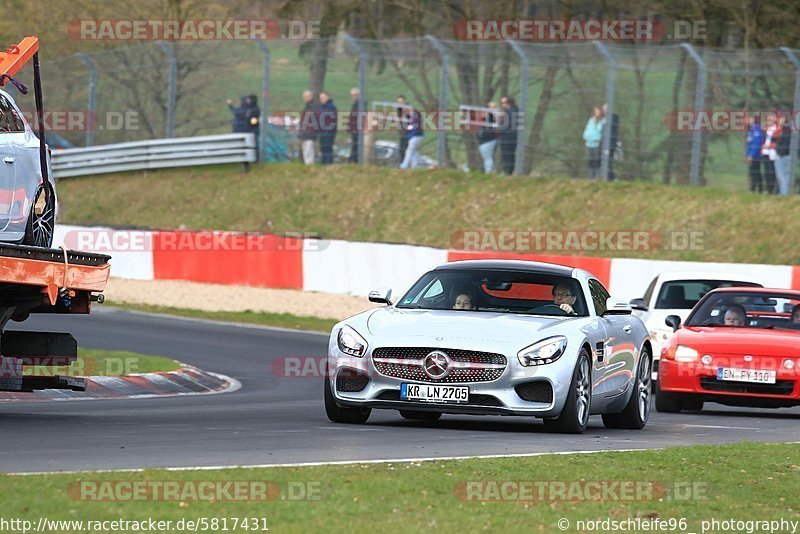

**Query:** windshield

left=685, top=290, right=800, bottom=330
left=396, top=269, right=589, bottom=317
left=655, top=279, right=761, bottom=309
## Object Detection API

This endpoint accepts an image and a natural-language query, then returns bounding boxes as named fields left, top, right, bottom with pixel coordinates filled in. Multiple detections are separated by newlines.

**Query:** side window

left=422, top=279, right=443, bottom=299
left=588, top=279, right=610, bottom=315
left=0, top=95, right=24, bottom=133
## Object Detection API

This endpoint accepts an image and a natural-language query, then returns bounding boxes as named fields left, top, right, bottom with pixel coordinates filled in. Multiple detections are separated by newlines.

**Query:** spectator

left=227, top=95, right=250, bottom=134
left=348, top=87, right=363, bottom=163
left=775, top=114, right=792, bottom=196
left=499, top=96, right=519, bottom=174
left=396, top=95, right=409, bottom=165
left=318, top=91, right=337, bottom=165
left=745, top=115, right=764, bottom=193
left=761, top=114, right=778, bottom=194
left=399, top=104, right=424, bottom=169
left=245, top=94, right=260, bottom=161
left=582, top=106, right=605, bottom=179
left=298, top=90, right=318, bottom=165
left=602, top=103, right=619, bottom=181
left=477, top=101, right=499, bottom=173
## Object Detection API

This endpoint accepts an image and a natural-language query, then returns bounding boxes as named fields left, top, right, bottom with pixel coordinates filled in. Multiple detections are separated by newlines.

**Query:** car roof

left=655, top=271, right=762, bottom=283
left=435, top=259, right=575, bottom=277
left=705, top=287, right=800, bottom=296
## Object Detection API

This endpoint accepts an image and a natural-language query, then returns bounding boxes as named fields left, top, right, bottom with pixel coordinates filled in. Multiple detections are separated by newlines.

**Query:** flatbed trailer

left=0, top=37, right=110, bottom=392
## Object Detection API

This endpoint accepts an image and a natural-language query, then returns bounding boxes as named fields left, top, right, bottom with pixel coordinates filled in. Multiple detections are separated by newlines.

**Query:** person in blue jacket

left=400, top=104, right=424, bottom=169
left=582, top=106, right=605, bottom=179
left=745, top=115, right=764, bottom=193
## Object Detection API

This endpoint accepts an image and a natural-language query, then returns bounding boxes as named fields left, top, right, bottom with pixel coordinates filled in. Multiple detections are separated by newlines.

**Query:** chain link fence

left=12, top=35, right=800, bottom=192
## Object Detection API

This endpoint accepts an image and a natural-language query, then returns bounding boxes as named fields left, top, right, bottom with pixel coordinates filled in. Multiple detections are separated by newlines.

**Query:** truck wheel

left=324, top=366, right=370, bottom=424
left=22, top=184, right=54, bottom=248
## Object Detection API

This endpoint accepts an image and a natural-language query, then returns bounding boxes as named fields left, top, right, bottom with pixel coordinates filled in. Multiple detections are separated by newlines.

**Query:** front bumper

left=327, top=346, right=577, bottom=418
left=659, top=357, right=800, bottom=408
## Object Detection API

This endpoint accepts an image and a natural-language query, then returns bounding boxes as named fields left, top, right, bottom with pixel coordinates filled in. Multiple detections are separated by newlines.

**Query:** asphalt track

left=1, top=307, right=799, bottom=474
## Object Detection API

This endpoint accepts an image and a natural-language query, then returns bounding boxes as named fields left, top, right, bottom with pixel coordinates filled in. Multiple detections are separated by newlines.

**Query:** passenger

left=723, top=304, right=747, bottom=327
left=552, top=283, right=577, bottom=315
left=452, top=293, right=476, bottom=311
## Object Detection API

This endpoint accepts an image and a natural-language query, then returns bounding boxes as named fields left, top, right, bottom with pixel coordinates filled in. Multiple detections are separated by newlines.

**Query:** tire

left=543, top=349, right=591, bottom=434
left=324, top=367, right=371, bottom=424
left=682, top=400, right=704, bottom=411
left=602, top=348, right=652, bottom=430
left=21, top=184, right=55, bottom=248
left=655, top=388, right=683, bottom=413
left=399, top=410, right=442, bottom=421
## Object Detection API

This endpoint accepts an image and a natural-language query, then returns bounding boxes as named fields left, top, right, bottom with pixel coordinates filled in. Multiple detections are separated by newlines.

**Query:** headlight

left=674, top=345, right=699, bottom=362
left=518, top=336, right=567, bottom=367
left=337, top=325, right=368, bottom=357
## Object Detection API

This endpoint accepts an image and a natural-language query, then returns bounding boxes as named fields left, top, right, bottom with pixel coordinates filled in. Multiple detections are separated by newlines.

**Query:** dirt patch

left=104, top=278, right=380, bottom=320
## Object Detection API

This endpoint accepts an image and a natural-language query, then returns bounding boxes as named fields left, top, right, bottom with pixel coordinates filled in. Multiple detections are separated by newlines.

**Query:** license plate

left=717, top=367, right=776, bottom=384
left=400, top=383, right=469, bottom=404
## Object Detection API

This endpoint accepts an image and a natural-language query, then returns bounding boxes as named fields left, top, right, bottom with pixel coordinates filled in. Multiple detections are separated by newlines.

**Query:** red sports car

left=657, top=287, right=800, bottom=413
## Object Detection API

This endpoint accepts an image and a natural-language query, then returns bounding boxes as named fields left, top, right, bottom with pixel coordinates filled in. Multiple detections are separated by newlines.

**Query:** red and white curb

left=0, top=365, right=240, bottom=402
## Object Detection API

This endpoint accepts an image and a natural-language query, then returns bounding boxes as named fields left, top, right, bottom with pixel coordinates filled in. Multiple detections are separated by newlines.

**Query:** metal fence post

left=507, top=40, right=528, bottom=176
left=76, top=53, right=97, bottom=146
left=155, top=41, right=177, bottom=138
left=781, top=47, right=800, bottom=194
left=343, top=34, right=367, bottom=165
left=593, top=42, right=617, bottom=181
left=680, top=43, right=706, bottom=186
left=425, top=35, right=449, bottom=167
left=257, top=41, right=270, bottom=162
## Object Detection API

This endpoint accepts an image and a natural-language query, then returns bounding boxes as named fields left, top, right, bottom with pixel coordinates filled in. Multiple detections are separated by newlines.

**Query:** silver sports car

left=325, top=260, right=653, bottom=433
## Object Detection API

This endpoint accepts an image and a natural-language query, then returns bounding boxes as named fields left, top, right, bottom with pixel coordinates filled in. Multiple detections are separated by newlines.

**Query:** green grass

left=106, top=301, right=336, bottom=333
left=1, top=442, right=797, bottom=532
left=58, top=162, right=800, bottom=265
left=25, top=348, right=180, bottom=377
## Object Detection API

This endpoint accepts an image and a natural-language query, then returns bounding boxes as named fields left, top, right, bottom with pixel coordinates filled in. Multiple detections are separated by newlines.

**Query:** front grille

left=372, top=347, right=507, bottom=383
left=336, top=369, right=369, bottom=392
left=515, top=381, right=554, bottom=404
left=376, top=390, right=504, bottom=407
left=700, top=376, right=794, bottom=396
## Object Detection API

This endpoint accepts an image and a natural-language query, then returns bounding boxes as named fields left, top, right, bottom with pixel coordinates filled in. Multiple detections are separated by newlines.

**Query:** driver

left=791, top=304, right=800, bottom=325
left=453, top=292, right=476, bottom=310
left=723, top=304, right=747, bottom=327
left=552, top=283, right=577, bottom=315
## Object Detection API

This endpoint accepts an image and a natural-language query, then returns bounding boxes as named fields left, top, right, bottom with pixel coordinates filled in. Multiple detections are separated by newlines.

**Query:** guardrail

left=51, top=133, right=257, bottom=178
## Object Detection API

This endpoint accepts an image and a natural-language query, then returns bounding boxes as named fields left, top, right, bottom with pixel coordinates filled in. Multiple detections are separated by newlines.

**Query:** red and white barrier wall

left=54, top=225, right=800, bottom=301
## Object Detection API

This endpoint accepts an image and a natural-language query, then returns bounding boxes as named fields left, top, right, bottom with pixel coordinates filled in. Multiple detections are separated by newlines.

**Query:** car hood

left=366, top=308, right=572, bottom=348
left=676, top=326, right=800, bottom=357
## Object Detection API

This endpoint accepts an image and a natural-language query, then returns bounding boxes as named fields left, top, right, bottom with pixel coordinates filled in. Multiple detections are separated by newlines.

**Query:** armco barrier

left=53, top=225, right=800, bottom=299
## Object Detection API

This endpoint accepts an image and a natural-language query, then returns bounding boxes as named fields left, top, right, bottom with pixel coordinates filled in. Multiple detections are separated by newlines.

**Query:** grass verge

left=25, top=348, right=181, bottom=378
left=58, top=163, right=800, bottom=265
left=106, top=301, right=335, bottom=333
left=1, top=442, right=797, bottom=532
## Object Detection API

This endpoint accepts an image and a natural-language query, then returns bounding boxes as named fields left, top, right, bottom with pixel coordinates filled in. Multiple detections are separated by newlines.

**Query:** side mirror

left=629, top=297, right=648, bottom=311
left=601, top=297, right=632, bottom=316
left=665, top=315, right=681, bottom=332
left=368, top=288, right=393, bottom=306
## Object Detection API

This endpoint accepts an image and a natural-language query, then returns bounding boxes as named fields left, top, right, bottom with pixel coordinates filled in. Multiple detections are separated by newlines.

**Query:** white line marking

left=680, top=424, right=760, bottom=430
left=9, top=448, right=652, bottom=476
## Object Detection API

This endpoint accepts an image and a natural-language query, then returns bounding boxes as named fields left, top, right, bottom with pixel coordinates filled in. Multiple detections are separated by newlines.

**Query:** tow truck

left=0, top=37, right=109, bottom=393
